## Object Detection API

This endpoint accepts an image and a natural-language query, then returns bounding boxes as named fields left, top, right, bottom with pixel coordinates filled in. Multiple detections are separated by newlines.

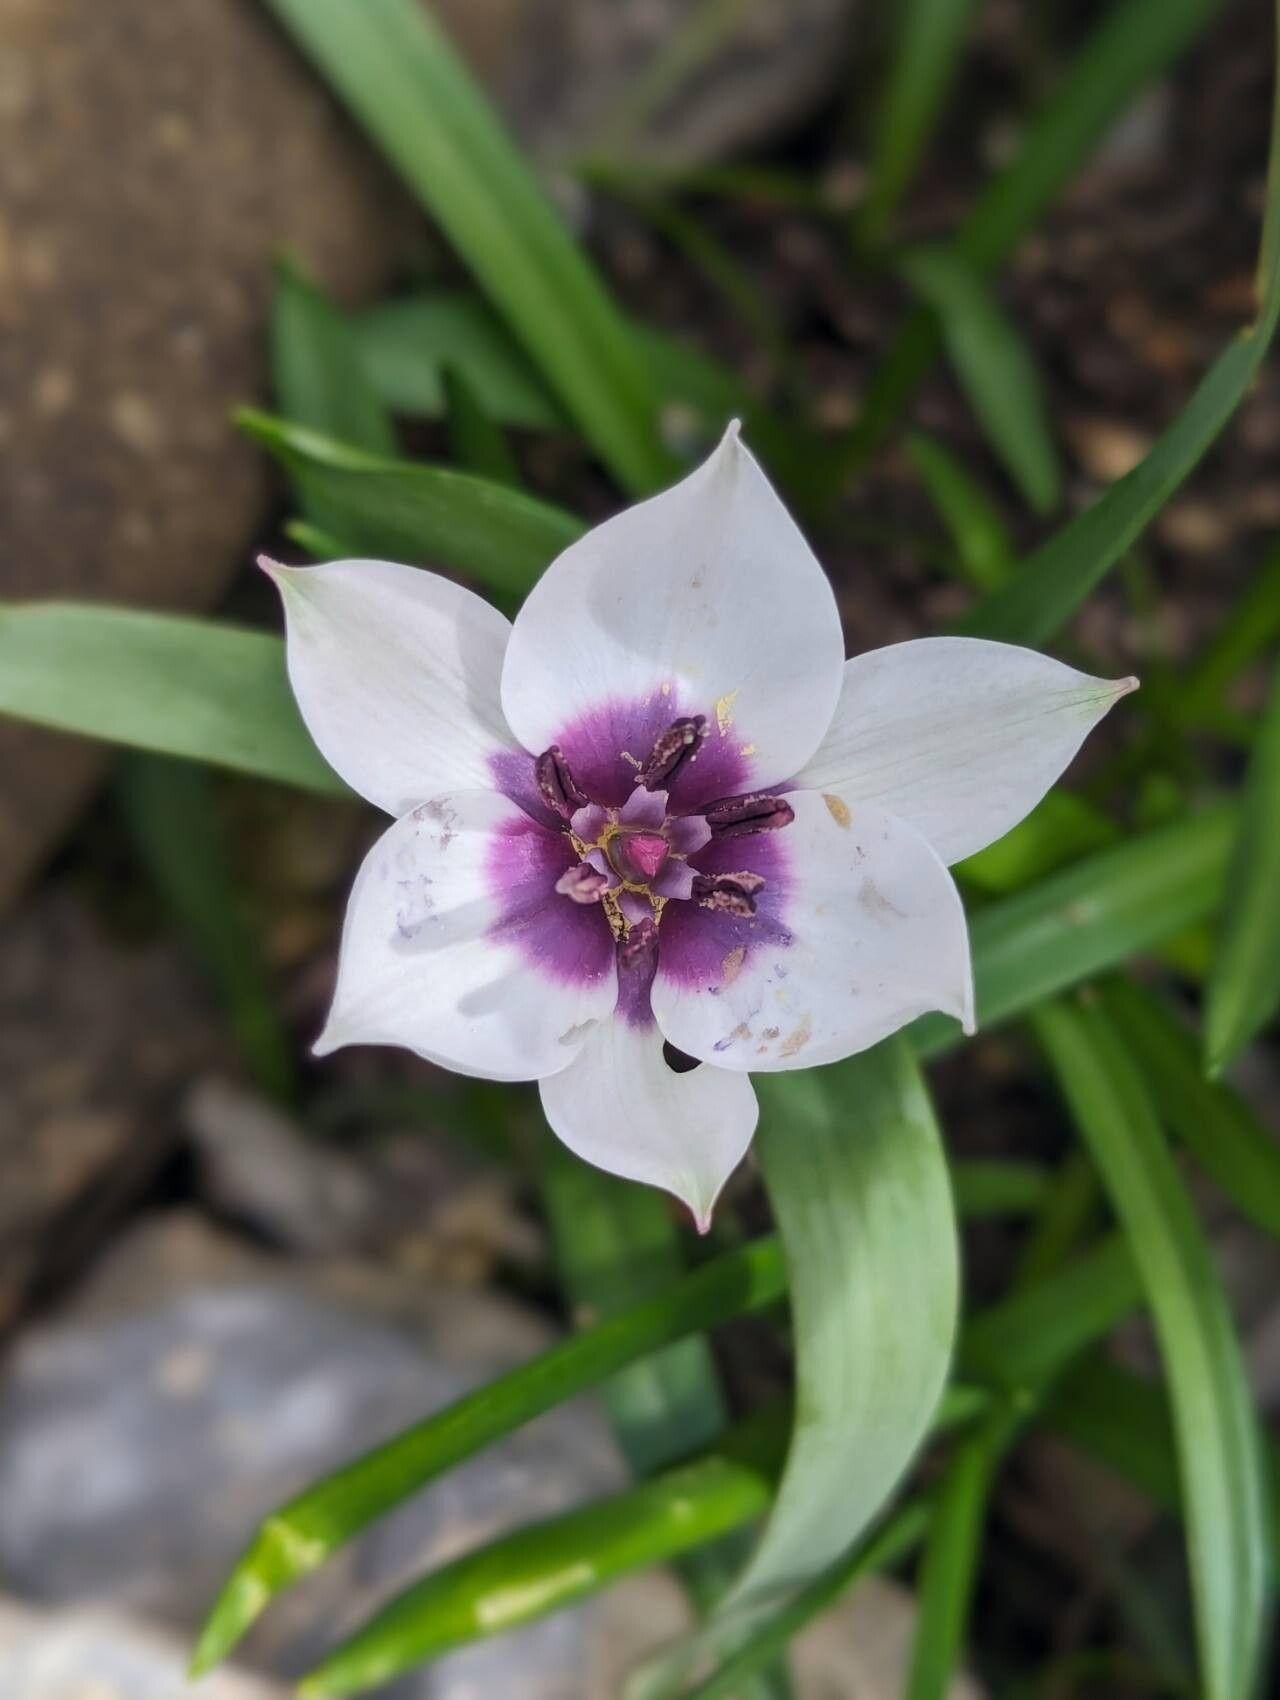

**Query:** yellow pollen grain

left=823, top=793, right=851, bottom=829
left=714, top=689, right=739, bottom=735
left=739, top=742, right=756, bottom=757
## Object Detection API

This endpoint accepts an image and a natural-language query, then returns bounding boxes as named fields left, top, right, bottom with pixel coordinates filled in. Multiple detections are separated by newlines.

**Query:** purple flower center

left=610, top=829, right=670, bottom=884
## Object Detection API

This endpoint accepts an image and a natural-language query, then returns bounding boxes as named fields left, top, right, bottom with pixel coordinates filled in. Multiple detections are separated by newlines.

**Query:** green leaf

left=677, top=1503, right=932, bottom=1700
left=442, top=365, right=522, bottom=487
left=900, top=248, right=1061, bottom=514
left=298, top=1412, right=792, bottom=1698
left=239, top=410, right=583, bottom=597
left=860, top=0, right=981, bottom=245
left=1204, top=658, right=1280, bottom=1072
left=960, top=1235, right=1140, bottom=1391
left=190, top=1232, right=785, bottom=1676
left=1178, top=540, right=1280, bottom=723
left=1032, top=998, right=1271, bottom=1700
left=632, top=1040, right=959, bottom=1697
left=955, top=789, right=1118, bottom=896
left=959, top=0, right=1280, bottom=645
left=834, top=0, right=1226, bottom=480
left=117, top=755, right=294, bottom=1103
left=270, top=257, right=396, bottom=456
left=353, top=293, right=564, bottom=428
left=903, top=1405, right=1022, bottom=1700
left=353, top=291, right=745, bottom=432
left=0, top=603, right=341, bottom=794
left=905, top=430, right=1016, bottom=591
left=948, top=1158, right=1050, bottom=1216
left=914, top=805, right=1236, bottom=1058
left=259, top=0, right=671, bottom=493
left=1099, top=978, right=1280, bottom=1238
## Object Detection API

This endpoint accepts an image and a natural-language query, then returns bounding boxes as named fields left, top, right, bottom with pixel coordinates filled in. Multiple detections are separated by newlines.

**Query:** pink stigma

left=622, top=831, right=670, bottom=883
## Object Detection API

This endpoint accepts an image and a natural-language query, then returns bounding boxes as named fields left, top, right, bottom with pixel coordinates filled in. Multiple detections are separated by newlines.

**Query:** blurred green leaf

left=259, top=0, right=671, bottom=493
left=353, top=291, right=745, bottom=432
left=955, top=790, right=1118, bottom=896
left=442, top=365, right=521, bottom=487
left=678, top=1503, right=932, bottom=1700
left=271, top=257, right=396, bottom=456
left=299, top=1411, right=791, bottom=1698
left=1204, top=658, right=1280, bottom=1073
left=353, top=293, right=564, bottom=428
left=904, top=1405, right=1022, bottom=1700
left=905, top=430, right=1016, bottom=591
left=0, top=603, right=342, bottom=794
left=1099, top=978, right=1280, bottom=1238
left=961, top=1235, right=1140, bottom=1390
left=191, top=1231, right=784, bottom=1676
left=1032, top=998, right=1271, bottom=1700
left=118, top=755, right=294, bottom=1102
left=914, top=805, right=1236, bottom=1057
left=900, top=248, right=1061, bottom=514
left=1179, top=540, right=1280, bottom=723
left=632, top=1041, right=959, bottom=1698
left=959, top=0, right=1280, bottom=646
left=949, top=1158, right=1049, bottom=1216
left=239, top=410, right=583, bottom=597
left=835, top=0, right=1227, bottom=479
left=860, top=0, right=981, bottom=245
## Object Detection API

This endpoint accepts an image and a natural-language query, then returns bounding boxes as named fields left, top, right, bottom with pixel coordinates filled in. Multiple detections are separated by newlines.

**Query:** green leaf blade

left=1204, top=658, right=1280, bottom=1072
left=260, top=0, right=671, bottom=493
left=1033, top=999, right=1271, bottom=1700
left=0, top=603, right=341, bottom=795
left=271, top=257, right=397, bottom=456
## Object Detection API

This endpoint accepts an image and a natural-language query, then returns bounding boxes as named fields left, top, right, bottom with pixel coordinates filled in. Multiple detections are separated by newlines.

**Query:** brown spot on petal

left=779, top=1023, right=811, bottom=1058
left=721, top=946, right=746, bottom=985
left=823, top=793, right=851, bottom=828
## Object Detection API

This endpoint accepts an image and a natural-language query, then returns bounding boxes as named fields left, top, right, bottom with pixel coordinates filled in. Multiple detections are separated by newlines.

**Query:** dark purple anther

left=555, top=864, right=610, bottom=904
left=536, top=744, right=590, bottom=819
left=692, top=870, right=766, bottom=916
left=637, top=715, right=706, bottom=790
left=702, top=791, right=795, bottom=839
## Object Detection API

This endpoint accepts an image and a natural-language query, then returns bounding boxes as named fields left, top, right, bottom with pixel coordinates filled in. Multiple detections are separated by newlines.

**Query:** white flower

left=267, top=424, right=1136, bottom=1228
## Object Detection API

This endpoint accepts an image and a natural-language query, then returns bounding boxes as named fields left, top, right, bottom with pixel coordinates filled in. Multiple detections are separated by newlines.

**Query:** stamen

left=536, top=745, right=590, bottom=819
left=702, top=791, right=795, bottom=838
left=637, top=715, right=706, bottom=790
left=692, top=870, right=766, bottom=916
left=555, top=864, right=610, bottom=904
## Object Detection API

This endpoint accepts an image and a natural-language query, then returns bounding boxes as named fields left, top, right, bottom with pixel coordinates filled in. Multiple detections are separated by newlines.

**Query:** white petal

left=793, top=636, right=1138, bottom=865
left=500, top=424, right=845, bottom=792
left=652, top=791, right=973, bottom=1072
left=539, top=1019, right=758, bottom=1230
left=266, top=556, right=520, bottom=816
left=316, top=791, right=618, bottom=1081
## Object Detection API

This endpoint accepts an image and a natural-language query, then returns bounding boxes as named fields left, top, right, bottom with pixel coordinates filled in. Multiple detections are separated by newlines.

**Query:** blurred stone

left=0, top=1599, right=287, bottom=1700
left=0, top=0, right=412, bottom=910
left=0, top=1211, right=622, bottom=1697
left=184, top=1077, right=381, bottom=1255
left=0, top=889, right=223, bottom=1332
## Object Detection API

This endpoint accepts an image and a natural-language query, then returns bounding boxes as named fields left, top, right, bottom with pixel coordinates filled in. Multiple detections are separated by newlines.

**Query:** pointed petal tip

left=256, top=551, right=284, bottom=580
left=1114, top=674, right=1140, bottom=698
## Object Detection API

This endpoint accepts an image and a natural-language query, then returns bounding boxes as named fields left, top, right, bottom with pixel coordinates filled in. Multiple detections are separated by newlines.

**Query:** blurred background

left=1, top=1, right=1278, bottom=1696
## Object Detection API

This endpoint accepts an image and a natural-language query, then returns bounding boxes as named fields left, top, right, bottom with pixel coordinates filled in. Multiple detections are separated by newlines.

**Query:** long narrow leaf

left=0, top=603, right=342, bottom=794
left=959, top=0, right=1280, bottom=645
left=259, top=0, right=671, bottom=493
left=903, top=1406, right=1022, bottom=1700
left=833, top=0, right=1226, bottom=478
left=1204, top=658, right=1280, bottom=1072
left=861, top=0, right=981, bottom=244
left=913, top=805, right=1236, bottom=1058
left=906, top=430, right=1016, bottom=591
left=239, top=411, right=583, bottom=597
left=900, top=247, right=1061, bottom=514
left=1032, top=998, right=1271, bottom=1700
left=1099, top=978, right=1280, bottom=1238
left=271, top=258, right=396, bottom=455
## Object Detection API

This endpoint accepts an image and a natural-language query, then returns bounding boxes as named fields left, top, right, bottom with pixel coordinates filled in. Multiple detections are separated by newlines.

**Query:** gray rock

left=0, top=1598, right=288, bottom=1700
left=0, top=1213, right=623, bottom=1697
